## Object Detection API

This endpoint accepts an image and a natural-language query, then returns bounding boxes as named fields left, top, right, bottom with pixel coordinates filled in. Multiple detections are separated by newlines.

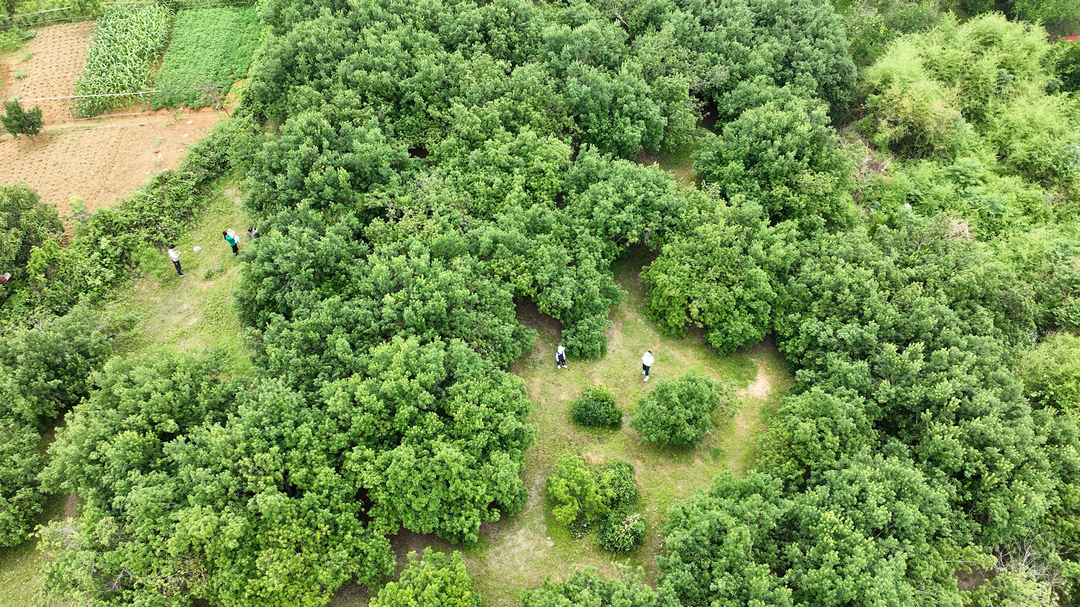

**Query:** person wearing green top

left=223, top=229, right=239, bottom=256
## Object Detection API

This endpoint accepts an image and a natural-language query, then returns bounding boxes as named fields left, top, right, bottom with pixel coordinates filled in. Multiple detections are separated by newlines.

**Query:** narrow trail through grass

left=380, top=251, right=793, bottom=607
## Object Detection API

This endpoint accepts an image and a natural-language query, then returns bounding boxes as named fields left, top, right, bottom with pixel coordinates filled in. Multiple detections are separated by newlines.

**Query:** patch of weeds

left=153, top=137, right=163, bottom=149
left=13, top=71, right=29, bottom=79
left=20, top=51, right=34, bottom=62
left=202, top=267, right=225, bottom=280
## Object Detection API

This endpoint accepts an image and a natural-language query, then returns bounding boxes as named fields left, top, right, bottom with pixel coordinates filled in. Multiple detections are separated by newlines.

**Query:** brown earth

left=2, top=21, right=95, bottom=123
left=0, top=108, right=225, bottom=216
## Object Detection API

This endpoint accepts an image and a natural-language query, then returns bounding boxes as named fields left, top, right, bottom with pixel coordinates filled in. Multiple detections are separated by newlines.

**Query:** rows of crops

left=152, top=6, right=260, bottom=110
left=73, top=4, right=172, bottom=116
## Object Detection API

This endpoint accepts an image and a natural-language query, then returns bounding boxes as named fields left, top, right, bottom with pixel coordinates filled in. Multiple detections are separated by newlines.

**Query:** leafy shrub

left=522, top=567, right=659, bottom=607
left=571, top=387, right=621, bottom=429
left=595, top=461, right=638, bottom=511
left=152, top=7, right=261, bottom=109
left=597, top=510, right=645, bottom=553
left=642, top=197, right=782, bottom=354
left=692, top=92, right=854, bottom=228
left=1051, top=40, right=1080, bottom=93
left=841, top=0, right=943, bottom=67
left=547, top=453, right=608, bottom=533
left=0, top=183, right=62, bottom=307
left=370, top=551, right=479, bottom=607
left=0, top=306, right=113, bottom=429
left=1018, top=332, right=1080, bottom=413
left=630, top=373, right=725, bottom=447
left=0, top=419, right=43, bottom=548
left=0, top=100, right=42, bottom=139
left=546, top=455, right=641, bottom=539
left=74, top=4, right=172, bottom=116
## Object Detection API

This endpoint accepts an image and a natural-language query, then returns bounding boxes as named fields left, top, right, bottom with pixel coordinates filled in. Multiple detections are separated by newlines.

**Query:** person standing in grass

left=223, top=229, right=239, bottom=256
left=641, top=350, right=654, bottom=382
left=168, top=245, right=184, bottom=276
left=556, top=344, right=567, bottom=369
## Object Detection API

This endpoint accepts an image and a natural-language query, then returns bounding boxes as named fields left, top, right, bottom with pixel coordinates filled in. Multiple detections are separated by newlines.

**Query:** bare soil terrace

left=1, top=21, right=95, bottom=121
left=2, top=22, right=226, bottom=217
left=0, top=109, right=225, bottom=216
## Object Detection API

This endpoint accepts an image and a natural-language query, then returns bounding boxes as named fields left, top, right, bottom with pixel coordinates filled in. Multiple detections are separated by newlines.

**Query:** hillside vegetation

left=1, top=0, right=1079, bottom=606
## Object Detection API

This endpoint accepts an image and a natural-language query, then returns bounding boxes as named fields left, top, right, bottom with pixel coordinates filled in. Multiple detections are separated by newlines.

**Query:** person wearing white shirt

left=556, top=344, right=567, bottom=369
left=168, top=245, right=184, bottom=277
left=641, top=350, right=654, bottom=381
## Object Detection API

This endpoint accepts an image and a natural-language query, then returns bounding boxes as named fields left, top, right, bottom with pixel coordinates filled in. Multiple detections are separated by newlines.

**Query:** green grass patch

left=152, top=7, right=260, bottom=110
left=107, top=180, right=252, bottom=371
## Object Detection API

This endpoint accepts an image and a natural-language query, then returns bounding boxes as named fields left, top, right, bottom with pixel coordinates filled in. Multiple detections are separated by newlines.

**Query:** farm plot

left=73, top=4, right=172, bottom=116
left=153, top=6, right=260, bottom=109
left=0, top=108, right=224, bottom=216
left=0, top=21, right=94, bottom=123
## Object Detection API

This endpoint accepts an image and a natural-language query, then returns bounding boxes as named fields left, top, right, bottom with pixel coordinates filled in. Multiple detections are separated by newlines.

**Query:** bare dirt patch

left=2, top=21, right=95, bottom=123
left=0, top=108, right=225, bottom=216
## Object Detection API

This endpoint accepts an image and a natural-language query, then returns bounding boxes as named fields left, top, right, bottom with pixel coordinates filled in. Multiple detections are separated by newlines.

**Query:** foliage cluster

left=370, top=551, right=480, bottom=607
left=152, top=7, right=261, bottom=110
left=0, top=306, right=112, bottom=547
left=0, top=99, right=43, bottom=139
left=546, top=454, right=642, bottom=552
left=0, top=184, right=62, bottom=307
left=40, top=339, right=533, bottom=605
left=859, top=15, right=1080, bottom=212
left=74, top=3, right=173, bottom=116
left=629, top=373, right=728, bottom=447
left=570, top=386, right=621, bottom=429
left=521, top=567, right=659, bottom=607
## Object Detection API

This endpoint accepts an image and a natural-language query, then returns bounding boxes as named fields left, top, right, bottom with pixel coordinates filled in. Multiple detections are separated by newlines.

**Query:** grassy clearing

left=107, top=181, right=252, bottom=369
left=374, top=251, right=792, bottom=607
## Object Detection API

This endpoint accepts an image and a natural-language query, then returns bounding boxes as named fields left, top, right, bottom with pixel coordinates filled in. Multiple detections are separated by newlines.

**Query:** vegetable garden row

left=4, top=2, right=260, bottom=117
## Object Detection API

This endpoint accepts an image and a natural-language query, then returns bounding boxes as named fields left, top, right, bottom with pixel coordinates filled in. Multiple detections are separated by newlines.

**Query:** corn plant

left=74, top=4, right=173, bottom=117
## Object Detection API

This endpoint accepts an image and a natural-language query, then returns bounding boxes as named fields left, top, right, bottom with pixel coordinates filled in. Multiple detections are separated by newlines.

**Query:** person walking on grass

left=223, top=229, right=239, bottom=256
left=641, top=350, right=654, bottom=382
left=556, top=344, right=567, bottom=369
left=168, top=245, right=184, bottom=276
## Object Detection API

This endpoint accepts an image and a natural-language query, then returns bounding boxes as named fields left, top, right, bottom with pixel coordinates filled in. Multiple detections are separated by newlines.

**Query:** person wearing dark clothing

left=556, top=344, right=567, bottom=369
left=247, top=226, right=260, bottom=240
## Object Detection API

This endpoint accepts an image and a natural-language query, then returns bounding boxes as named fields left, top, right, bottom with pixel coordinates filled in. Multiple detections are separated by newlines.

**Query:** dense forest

left=2, top=0, right=1080, bottom=605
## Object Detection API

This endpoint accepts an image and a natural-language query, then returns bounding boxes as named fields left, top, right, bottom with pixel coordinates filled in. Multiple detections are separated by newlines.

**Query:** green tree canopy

left=371, top=551, right=480, bottom=607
